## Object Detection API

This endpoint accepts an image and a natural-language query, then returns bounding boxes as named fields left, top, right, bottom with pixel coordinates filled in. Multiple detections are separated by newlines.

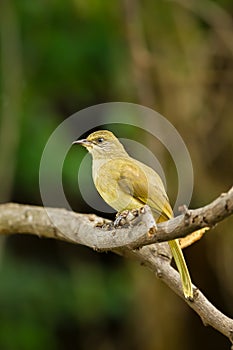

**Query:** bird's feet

left=114, top=209, right=141, bottom=228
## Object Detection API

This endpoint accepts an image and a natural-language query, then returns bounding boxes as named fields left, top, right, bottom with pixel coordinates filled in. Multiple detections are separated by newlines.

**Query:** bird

left=73, top=130, right=193, bottom=300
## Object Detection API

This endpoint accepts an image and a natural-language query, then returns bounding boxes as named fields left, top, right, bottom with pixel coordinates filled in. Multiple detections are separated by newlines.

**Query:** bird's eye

left=97, top=137, right=104, bottom=143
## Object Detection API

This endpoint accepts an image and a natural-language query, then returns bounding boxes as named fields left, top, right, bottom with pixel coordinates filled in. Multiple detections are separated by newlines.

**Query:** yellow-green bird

left=73, top=130, right=193, bottom=300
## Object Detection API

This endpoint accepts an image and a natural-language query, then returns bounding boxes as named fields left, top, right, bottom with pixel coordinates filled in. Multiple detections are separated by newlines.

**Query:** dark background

left=0, top=0, right=233, bottom=349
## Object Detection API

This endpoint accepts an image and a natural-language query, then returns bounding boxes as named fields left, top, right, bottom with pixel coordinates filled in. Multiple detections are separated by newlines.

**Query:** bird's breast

left=92, top=158, right=142, bottom=212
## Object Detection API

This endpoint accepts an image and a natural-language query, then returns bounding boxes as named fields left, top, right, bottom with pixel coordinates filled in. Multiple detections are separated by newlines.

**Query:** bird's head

left=72, top=130, right=128, bottom=159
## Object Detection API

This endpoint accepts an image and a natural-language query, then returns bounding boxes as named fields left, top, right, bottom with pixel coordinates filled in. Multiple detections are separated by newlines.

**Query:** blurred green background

left=0, top=0, right=233, bottom=349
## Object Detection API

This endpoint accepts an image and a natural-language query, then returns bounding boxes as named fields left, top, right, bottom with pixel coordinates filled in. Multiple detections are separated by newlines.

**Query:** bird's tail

left=168, top=239, right=193, bottom=300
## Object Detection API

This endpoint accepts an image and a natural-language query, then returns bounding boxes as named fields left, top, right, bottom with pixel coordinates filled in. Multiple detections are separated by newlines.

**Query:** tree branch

left=130, top=244, right=233, bottom=344
left=0, top=187, right=233, bottom=345
left=0, top=187, right=232, bottom=250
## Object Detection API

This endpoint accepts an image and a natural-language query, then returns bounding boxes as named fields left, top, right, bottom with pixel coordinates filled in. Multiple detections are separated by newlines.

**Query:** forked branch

left=0, top=187, right=232, bottom=345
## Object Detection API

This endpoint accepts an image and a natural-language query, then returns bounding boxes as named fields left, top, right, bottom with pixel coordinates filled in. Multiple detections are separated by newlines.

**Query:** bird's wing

left=118, top=160, right=173, bottom=221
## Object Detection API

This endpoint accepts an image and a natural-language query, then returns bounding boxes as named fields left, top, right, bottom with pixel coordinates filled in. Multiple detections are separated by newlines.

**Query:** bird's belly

left=94, top=167, right=142, bottom=212
left=95, top=178, right=141, bottom=212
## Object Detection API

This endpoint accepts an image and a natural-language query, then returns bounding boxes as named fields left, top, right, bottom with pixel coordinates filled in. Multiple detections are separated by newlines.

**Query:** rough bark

left=0, top=186, right=232, bottom=345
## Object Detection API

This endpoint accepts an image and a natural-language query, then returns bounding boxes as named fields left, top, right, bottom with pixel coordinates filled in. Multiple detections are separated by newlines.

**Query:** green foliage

left=0, top=253, right=132, bottom=350
left=0, top=0, right=232, bottom=349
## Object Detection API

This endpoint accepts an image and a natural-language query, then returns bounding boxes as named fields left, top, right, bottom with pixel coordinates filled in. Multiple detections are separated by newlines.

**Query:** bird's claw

left=114, top=208, right=141, bottom=227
